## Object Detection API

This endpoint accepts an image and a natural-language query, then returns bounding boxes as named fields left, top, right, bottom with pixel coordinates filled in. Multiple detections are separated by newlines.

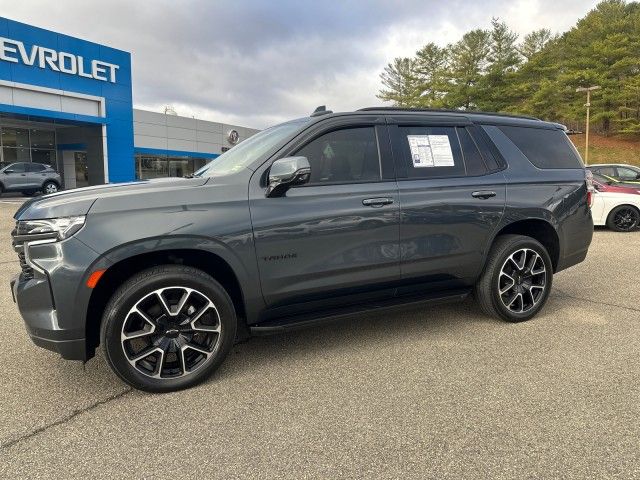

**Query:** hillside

left=569, top=134, right=640, bottom=166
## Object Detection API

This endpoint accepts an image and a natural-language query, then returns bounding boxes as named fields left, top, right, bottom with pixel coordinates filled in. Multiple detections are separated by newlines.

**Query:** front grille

left=12, top=225, right=34, bottom=280
left=17, top=250, right=34, bottom=280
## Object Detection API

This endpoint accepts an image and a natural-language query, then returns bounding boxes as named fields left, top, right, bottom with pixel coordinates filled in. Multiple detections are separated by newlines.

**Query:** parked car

left=591, top=188, right=640, bottom=232
left=10, top=107, right=594, bottom=392
left=591, top=172, right=640, bottom=195
left=587, top=164, right=640, bottom=183
left=0, top=162, right=62, bottom=196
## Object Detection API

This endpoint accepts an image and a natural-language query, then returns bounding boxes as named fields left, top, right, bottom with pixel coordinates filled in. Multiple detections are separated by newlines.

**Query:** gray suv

left=10, top=108, right=594, bottom=392
left=0, top=162, right=61, bottom=196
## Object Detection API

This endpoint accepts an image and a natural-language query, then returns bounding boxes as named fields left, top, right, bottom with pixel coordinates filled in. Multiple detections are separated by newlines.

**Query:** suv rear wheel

left=474, top=234, right=553, bottom=322
left=101, top=265, right=237, bottom=393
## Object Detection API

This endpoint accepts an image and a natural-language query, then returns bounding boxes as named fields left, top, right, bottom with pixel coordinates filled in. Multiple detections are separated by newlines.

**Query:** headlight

left=16, top=216, right=86, bottom=240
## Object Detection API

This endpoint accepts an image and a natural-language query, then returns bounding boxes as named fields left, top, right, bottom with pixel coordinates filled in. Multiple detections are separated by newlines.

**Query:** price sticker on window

left=407, top=135, right=455, bottom=168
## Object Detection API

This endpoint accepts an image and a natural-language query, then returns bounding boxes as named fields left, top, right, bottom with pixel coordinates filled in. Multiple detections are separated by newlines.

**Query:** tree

left=413, top=43, right=450, bottom=107
left=519, top=29, right=553, bottom=60
left=445, top=29, right=491, bottom=109
left=376, top=57, right=419, bottom=106
left=477, top=18, right=521, bottom=111
left=376, top=0, right=640, bottom=137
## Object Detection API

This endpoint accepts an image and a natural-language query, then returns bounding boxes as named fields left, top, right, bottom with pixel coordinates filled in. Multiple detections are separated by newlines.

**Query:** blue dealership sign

left=0, top=17, right=134, bottom=182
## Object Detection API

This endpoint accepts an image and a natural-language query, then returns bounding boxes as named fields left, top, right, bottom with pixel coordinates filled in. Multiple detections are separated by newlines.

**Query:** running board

left=249, top=289, right=471, bottom=335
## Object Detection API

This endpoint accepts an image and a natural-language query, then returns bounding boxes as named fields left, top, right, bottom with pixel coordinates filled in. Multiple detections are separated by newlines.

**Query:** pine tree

left=445, top=29, right=491, bottom=109
left=519, top=29, right=554, bottom=60
left=376, top=57, right=419, bottom=106
left=413, top=43, right=450, bottom=107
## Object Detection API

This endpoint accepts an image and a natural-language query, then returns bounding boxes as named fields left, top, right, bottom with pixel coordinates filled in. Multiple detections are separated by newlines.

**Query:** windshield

left=194, top=118, right=310, bottom=177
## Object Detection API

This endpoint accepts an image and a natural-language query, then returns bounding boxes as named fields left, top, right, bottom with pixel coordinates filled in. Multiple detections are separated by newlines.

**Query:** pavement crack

left=0, top=388, right=132, bottom=450
left=555, top=288, right=640, bottom=314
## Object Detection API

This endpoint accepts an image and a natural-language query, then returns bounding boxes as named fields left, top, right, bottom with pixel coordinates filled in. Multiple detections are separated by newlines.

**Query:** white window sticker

left=407, top=135, right=434, bottom=168
left=407, top=134, right=455, bottom=168
left=429, top=135, right=455, bottom=167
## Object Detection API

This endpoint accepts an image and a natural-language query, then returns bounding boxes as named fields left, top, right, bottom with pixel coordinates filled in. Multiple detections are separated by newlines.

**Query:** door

left=249, top=121, right=400, bottom=310
left=74, top=152, right=89, bottom=188
left=389, top=118, right=506, bottom=290
left=26, top=162, right=48, bottom=189
left=2, top=162, right=29, bottom=190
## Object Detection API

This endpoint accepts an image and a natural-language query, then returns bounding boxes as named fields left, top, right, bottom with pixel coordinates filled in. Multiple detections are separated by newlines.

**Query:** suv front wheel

left=101, top=265, right=237, bottom=392
left=474, top=234, right=553, bottom=322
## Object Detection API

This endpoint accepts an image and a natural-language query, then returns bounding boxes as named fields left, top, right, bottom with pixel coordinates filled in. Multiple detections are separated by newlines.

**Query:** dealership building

left=0, top=17, right=259, bottom=188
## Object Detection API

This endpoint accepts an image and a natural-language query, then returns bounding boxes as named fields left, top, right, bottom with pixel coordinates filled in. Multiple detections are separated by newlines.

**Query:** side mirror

left=635, top=173, right=640, bottom=180
left=266, top=156, right=311, bottom=197
left=4, top=169, right=14, bottom=174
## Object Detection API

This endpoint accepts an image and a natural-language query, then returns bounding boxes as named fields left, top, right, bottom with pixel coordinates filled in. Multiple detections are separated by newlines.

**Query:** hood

left=14, top=177, right=210, bottom=220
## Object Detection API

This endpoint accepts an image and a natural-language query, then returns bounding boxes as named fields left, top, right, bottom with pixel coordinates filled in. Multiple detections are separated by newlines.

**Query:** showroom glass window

left=135, top=155, right=210, bottom=180
left=0, top=127, right=57, bottom=168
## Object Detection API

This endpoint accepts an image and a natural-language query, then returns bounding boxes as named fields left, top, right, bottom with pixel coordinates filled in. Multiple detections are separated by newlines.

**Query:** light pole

left=576, top=86, right=600, bottom=165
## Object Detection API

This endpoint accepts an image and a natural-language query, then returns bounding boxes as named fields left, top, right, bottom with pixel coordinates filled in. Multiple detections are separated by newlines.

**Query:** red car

left=592, top=173, right=640, bottom=195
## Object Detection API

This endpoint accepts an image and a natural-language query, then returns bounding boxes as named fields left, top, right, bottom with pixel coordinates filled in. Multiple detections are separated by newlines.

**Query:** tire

left=606, top=205, right=639, bottom=232
left=100, top=265, right=237, bottom=393
left=42, top=181, right=59, bottom=195
left=474, top=234, right=553, bottom=323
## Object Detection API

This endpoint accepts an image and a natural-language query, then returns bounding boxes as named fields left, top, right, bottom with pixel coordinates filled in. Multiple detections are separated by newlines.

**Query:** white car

left=591, top=189, right=640, bottom=232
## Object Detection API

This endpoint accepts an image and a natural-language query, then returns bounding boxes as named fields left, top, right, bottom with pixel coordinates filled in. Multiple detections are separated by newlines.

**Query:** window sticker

left=407, top=135, right=455, bottom=168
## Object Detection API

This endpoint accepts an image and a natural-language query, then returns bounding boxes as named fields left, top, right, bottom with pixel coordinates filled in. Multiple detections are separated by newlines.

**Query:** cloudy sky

left=3, top=0, right=601, bottom=128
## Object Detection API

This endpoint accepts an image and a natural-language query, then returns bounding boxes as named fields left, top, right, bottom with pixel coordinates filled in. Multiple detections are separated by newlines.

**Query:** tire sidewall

left=607, top=205, right=639, bottom=232
left=42, top=182, right=58, bottom=194
left=101, top=267, right=237, bottom=393
left=489, top=238, right=553, bottom=322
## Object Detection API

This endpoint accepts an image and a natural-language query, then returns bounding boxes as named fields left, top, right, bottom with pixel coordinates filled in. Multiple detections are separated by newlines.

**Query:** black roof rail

left=357, top=107, right=540, bottom=121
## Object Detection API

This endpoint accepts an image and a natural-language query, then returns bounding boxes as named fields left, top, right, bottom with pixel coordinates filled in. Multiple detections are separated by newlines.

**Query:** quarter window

left=398, top=126, right=465, bottom=178
left=498, top=126, right=583, bottom=169
left=295, top=127, right=381, bottom=185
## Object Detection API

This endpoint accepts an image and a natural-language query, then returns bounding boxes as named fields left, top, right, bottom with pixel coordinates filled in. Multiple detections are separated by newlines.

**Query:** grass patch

left=569, top=134, right=640, bottom=166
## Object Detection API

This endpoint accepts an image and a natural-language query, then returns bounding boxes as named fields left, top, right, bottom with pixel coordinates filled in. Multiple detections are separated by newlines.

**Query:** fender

left=77, top=234, right=266, bottom=326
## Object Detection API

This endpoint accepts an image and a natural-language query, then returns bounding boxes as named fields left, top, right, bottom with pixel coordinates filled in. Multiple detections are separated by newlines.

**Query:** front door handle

left=471, top=190, right=496, bottom=199
left=363, top=197, right=394, bottom=207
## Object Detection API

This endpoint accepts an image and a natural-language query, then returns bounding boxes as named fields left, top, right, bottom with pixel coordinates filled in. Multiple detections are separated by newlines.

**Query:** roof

left=306, top=107, right=563, bottom=130
left=357, top=107, right=540, bottom=121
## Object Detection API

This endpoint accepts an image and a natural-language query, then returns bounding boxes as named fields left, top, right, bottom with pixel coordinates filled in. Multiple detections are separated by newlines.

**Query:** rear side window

left=398, top=126, right=465, bottom=178
left=594, top=166, right=615, bottom=176
left=27, top=163, right=46, bottom=172
left=295, top=127, right=381, bottom=185
left=498, top=126, right=583, bottom=169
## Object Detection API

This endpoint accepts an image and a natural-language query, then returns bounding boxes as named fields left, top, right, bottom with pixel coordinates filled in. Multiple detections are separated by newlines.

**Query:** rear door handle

left=363, top=197, right=394, bottom=207
left=471, top=190, right=496, bottom=199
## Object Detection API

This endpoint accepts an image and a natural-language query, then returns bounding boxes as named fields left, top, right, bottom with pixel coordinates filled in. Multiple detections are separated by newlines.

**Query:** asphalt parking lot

left=0, top=201, right=638, bottom=479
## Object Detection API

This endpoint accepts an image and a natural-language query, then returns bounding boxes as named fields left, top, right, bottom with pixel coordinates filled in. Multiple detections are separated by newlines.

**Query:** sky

left=1, top=0, right=602, bottom=129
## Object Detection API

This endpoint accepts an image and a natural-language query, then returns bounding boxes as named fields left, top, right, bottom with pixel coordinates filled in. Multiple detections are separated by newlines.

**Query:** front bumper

left=11, top=273, right=87, bottom=361
left=10, top=235, right=104, bottom=362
